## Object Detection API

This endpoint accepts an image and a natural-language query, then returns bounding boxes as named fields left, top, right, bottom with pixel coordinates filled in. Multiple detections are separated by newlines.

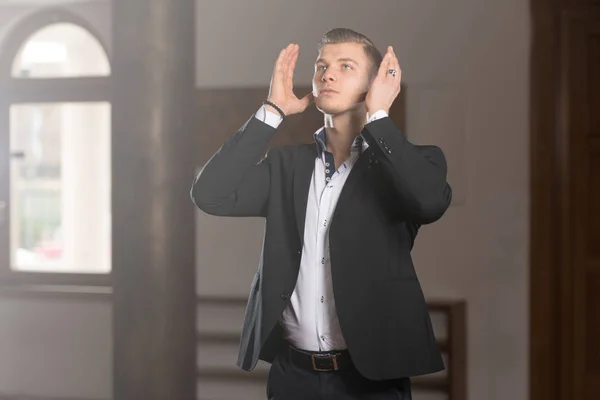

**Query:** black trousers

left=266, top=344, right=412, bottom=400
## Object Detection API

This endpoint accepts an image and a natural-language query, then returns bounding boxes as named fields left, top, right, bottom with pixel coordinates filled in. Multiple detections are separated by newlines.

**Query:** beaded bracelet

left=263, top=100, right=286, bottom=120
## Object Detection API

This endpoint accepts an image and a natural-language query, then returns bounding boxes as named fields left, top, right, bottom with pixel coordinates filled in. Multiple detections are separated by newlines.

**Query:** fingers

left=386, top=46, right=402, bottom=85
left=285, top=44, right=299, bottom=87
left=274, top=43, right=294, bottom=77
left=274, top=45, right=288, bottom=74
left=283, top=44, right=295, bottom=73
left=382, top=47, right=402, bottom=93
left=287, top=44, right=299, bottom=71
left=377, top=46, right=393, bottom=79
left=388, top=47, right=401, bottom=81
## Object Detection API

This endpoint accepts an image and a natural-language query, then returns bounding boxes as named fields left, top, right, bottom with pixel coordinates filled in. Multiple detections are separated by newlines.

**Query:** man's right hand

left=266, top=43, right=314, bottom=117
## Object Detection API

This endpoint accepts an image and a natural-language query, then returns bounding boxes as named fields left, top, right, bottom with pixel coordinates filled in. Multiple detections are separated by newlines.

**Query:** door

left=562, top=10, right=600, bottom=400
left=530, top=3, right=600, bottom=400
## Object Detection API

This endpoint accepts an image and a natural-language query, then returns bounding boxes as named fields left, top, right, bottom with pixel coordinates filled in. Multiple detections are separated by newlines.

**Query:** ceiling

left=0, top=0, right=103, bottom=5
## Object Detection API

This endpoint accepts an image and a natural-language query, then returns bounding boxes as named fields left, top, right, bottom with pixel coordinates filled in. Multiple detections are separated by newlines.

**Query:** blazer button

left=280, top=293, right=291, bottom=300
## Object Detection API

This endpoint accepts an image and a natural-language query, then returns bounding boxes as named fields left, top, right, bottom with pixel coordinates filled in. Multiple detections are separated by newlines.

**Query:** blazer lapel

left=293, top=144, right=317, bottom=241
left=331, top=147, right=373, bottom=220
left=293, top=143, right=374, bottom=240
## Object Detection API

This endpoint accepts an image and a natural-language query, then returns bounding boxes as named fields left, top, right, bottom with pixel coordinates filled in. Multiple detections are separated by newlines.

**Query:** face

left=312, top=42, right=372, bottom=116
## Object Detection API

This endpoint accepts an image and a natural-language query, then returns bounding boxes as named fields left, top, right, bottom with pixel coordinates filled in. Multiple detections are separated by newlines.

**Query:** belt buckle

left=311, top=353, right=339, bottom=372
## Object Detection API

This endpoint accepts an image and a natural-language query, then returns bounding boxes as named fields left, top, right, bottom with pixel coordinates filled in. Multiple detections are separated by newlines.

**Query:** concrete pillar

left=111, top=0, right=197, bottom=398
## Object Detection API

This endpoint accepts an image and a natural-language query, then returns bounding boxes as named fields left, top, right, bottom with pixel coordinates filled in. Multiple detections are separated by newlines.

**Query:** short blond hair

left=317, top=28, right=383, bottom=80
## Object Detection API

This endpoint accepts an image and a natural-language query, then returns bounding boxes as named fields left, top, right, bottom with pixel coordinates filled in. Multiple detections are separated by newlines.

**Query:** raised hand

left=365, top=46, right=402, bottom=116
left=267, top=43, right=314, bottom=117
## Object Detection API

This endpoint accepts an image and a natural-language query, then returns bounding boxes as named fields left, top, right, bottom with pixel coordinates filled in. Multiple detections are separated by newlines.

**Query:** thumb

left=299, top=91, right=314, bottom=109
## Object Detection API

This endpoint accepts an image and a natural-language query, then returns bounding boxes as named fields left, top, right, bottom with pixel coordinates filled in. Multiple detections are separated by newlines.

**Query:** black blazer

left=191, top=113, right=452, bottom=380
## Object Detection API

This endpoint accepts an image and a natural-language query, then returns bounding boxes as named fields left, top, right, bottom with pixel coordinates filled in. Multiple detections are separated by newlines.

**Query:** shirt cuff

left=255, top=105, right=283, bottom=129
left=366, top=109, right=389, bottom=123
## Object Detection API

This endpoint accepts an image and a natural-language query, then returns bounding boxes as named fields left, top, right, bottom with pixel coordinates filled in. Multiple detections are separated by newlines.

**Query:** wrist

left=266, top=99, right=287, bottom=116
left=264, top=104, right=280, bottom=116
left=366, top=107, right=389, bottom=117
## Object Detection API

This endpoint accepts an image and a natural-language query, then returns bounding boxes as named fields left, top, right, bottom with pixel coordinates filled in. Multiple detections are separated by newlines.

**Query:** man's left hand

left=365, top=46, right=402, bottom=116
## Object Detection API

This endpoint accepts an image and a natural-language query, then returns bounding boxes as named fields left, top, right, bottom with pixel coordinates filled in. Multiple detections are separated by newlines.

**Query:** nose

left=321, top=69, right=336, bottom=82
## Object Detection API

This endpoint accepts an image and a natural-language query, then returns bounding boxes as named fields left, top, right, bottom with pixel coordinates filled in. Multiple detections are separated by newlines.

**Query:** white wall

left=0, top=1, right=113, bottom=399
left=0, top=0, right=530, bottom=399
left=195, top=1, right=530, bottom=400
left=0, top=295, right=112, bottom=399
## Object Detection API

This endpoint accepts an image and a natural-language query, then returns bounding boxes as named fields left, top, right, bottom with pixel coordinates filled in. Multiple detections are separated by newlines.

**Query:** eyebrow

left=315, top=57, right=360, bottom=66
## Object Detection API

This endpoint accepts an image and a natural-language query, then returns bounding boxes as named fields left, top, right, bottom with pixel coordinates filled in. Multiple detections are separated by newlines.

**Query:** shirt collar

left=313, top=127, right=368, bottom=156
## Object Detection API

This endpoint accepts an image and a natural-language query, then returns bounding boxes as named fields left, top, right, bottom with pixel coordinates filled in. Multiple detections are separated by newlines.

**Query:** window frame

left=0, top=9, right=112, bottom=286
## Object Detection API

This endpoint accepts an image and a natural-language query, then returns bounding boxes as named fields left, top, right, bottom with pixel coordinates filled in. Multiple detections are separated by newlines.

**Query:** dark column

left=111, top=0, right=197, bottom=399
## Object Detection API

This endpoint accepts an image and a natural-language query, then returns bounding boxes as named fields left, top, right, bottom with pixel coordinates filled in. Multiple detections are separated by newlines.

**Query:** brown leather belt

left=288, top=346, right=354, bottom=372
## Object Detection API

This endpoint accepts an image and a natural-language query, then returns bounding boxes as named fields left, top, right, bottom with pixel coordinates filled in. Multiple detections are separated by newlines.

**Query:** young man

left=191, top=28, right=452, bottom=400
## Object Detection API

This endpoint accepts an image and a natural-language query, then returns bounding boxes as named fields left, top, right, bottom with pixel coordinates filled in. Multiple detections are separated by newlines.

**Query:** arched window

left=11, top=22, right=110, bottom=78
left=0, top=10, right=111, bottom=285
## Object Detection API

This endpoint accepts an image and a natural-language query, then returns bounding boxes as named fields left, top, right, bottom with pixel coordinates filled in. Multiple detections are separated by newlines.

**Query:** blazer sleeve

left=190, top=115, right=277, bottom=217
left=361, top=116, right=452, bottom=224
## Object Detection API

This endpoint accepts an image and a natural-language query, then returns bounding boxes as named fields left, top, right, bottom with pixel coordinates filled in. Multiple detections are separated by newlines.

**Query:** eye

left=317, top=65, right=327, bottom=71
left=342, top=64, right=352, bottom=70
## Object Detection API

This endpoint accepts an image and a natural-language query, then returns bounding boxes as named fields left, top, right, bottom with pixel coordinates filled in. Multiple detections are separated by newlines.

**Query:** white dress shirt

left=255, top=105, right=388, bottom=351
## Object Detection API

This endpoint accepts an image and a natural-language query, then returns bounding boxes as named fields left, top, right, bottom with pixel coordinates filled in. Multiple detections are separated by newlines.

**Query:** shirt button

left=325, top=162, right=330, bottom=167
left=326, top=177, right=331, bottom=182
left=320, top=296, right=324, bottom=303
left=325, top=169, right=330, bottom=173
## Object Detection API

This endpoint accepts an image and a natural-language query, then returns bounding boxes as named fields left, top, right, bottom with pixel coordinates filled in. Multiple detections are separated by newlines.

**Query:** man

left=191, top=28, right=452, bottom=400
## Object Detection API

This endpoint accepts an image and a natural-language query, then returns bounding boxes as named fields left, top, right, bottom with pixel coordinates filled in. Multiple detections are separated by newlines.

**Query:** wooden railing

left=0, top=289, right=466, bottom=400
left=427, top=299, right=467, bottom=400
left=0, top=395, right=108, bottom=400
left=197, top=296, right=467, bottom=400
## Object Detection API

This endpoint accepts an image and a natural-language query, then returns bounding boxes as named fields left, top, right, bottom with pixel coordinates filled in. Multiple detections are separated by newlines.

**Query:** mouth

left=319, top=89, right=338, bottom=95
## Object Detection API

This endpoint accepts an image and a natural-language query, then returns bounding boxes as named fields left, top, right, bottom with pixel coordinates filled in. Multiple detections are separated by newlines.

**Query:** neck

left=323, top=104, right=366, bottom=160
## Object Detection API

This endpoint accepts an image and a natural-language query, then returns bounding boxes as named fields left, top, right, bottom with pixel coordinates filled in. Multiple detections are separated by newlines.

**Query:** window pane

left=12, top=23, right=110, bottom=78
left=10, top=103, right=111, bottom=273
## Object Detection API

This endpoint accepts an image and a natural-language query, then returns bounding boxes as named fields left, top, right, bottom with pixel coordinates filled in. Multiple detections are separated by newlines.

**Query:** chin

left=316, top=99, right=364, bottom=116
left=315, top=98, right=351, bottom=115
